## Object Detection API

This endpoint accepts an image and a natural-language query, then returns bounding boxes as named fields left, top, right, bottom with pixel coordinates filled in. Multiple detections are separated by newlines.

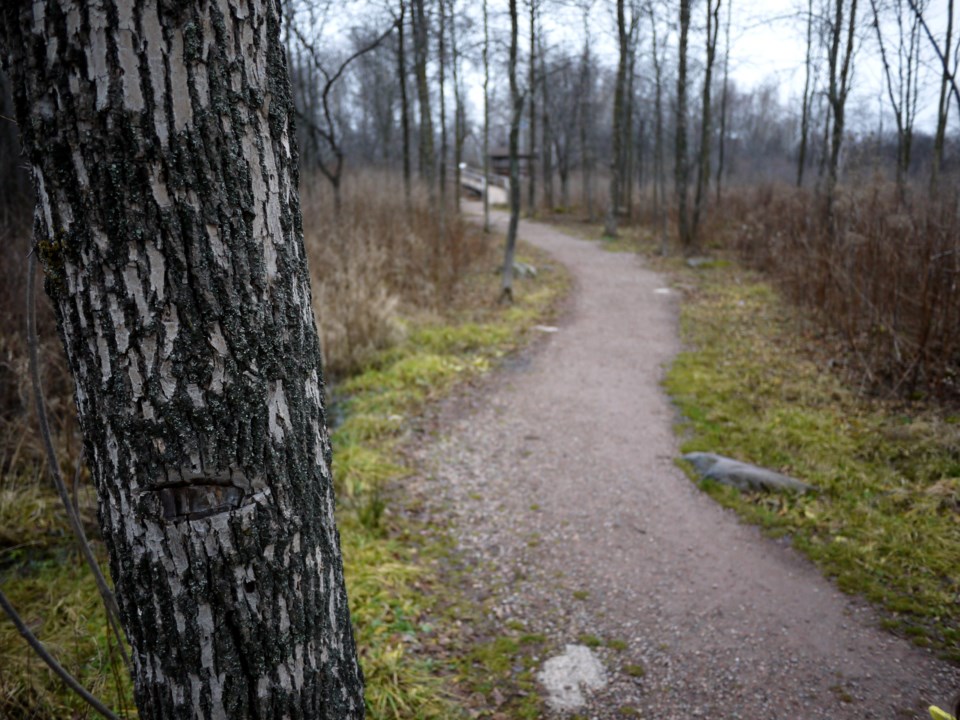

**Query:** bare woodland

left=0, top=0, right=959, bottom=717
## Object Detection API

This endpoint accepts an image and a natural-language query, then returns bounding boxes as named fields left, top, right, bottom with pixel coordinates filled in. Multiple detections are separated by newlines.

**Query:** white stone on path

left=537, top=644, right=608, bottom=711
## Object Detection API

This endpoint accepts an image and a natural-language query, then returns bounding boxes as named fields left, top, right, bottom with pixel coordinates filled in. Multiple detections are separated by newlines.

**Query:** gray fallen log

left=682, top=452, right=818, bottom=493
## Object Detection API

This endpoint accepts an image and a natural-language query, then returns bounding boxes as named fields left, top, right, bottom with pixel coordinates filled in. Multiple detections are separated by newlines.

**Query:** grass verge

left=663, top=261, right=960, bottom=662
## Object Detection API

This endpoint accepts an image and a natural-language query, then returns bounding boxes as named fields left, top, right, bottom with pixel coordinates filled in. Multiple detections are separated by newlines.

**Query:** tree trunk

left=399, top=0, right=413, bottom=209
left=502, top=0, right=523, bottom=303
left=650, top=6, right=668, bottom=254
left=483, top=0, right=491, bottom=231
left=692, top=0, right=720, bottom=246
left=675, top=0, right=692, bottom=251
left=539, top=31, right=555, bottom=211
left=826, top=0, right=859, bottom=221
left=716, top=0, right=732, bottom=202
left=930, top=0, right=954, bottom=192
left=623, top=38, right=637, bottom=222
left=797, top=0, right=814, bottom=187
left=439, top=0, right=448, bottom=213
left=451, top=0, right=464, bottom=214
left=604, top=0, right=628, bottom=237
left=412, top=0, right=435, bottom=191
left=0, top=1, right=364, bottom=718
left=527, top=0, right=537, bottom=215
left=579, top=16, right=594, bottom=222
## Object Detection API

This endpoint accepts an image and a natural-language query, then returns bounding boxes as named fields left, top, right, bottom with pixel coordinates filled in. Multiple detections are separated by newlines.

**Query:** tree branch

left=0, top=586, right=121, bottom=720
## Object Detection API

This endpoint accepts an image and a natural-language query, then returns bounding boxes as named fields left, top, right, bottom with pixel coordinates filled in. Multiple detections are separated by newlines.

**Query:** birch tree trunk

left=0, top=1, right=364, bottom=718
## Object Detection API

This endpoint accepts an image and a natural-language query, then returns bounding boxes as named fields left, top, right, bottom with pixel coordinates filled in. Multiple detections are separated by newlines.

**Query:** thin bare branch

left=0, top=586, right=121, bottom=720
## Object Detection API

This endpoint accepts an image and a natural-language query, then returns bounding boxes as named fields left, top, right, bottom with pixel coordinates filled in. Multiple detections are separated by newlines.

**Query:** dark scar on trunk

left=141, top=472, right=259, bottom=521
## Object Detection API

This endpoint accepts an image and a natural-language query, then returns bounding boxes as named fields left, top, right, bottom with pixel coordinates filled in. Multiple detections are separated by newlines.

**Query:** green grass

left=0, top=241, right=570, bottom=718
left=663, top=262, right=960, bottom=661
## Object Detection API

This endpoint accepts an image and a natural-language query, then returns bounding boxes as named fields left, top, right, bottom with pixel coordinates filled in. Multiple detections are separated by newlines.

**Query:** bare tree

left=692, top=0, right=722, bottom=244
left=398, top=0, right=413, bottom=207
left=825, top=0, right=859, bottom=218
left=412, top=0, right=436, bottom=190
left=484, top=0, right=492, bottom=230
left=797, top=0, right=817, bottom=187
left=503, top=0, right=525, bottom=302
left=439, top=0, right=449, bottom=212
left=870, top=0, right=924, bottom=202
left=605, top=0, right=629, bottom=237
left=578, top=2, right=597, bottom=222
left=650, top=4, right=670, bottom=254
left=0, top=1, right=364, bottom=716
left=716, top=0, right=732, bottom=202
left=451, top=0, right=466, bottom=214
left=539, top=10, right=556, bottom=211
left=288, top=15, right=396, bottom=215
left=917, top=0, right=958, bottom=190
left=676, top=0, right=693, bottom=250
left=528, top=0, right=539, bottom=215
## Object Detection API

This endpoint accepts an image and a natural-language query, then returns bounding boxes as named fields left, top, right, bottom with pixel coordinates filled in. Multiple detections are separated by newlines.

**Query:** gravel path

left=419, top=204, right=959, bottom=719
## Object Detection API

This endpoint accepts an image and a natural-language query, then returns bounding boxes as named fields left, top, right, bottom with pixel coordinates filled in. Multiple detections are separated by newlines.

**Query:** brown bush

left=301, top=171, right=493, bottom=378
left=714, top=181, right=960, bottom=403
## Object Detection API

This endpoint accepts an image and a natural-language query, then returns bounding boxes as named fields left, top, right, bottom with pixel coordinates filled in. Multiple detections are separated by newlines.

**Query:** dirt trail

left=420, top=203, right=959, bottom=719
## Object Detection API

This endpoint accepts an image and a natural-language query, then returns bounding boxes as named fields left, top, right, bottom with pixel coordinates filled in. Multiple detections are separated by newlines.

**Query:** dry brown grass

left=301, top=171, right=494, bottom=378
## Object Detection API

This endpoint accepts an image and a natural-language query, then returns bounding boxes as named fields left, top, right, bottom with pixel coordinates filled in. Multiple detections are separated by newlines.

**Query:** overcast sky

left=319, top=0, right=959, bottom=135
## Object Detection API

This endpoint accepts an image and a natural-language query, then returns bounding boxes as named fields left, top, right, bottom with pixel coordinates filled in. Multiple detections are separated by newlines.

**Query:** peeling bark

left=0, top=1, right=364, bottom=717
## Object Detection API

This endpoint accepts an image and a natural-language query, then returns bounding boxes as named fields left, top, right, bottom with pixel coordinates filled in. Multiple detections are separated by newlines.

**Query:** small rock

left=682, top=452, right=818, bottom=493
left=537, top=644, right=608, bottom=711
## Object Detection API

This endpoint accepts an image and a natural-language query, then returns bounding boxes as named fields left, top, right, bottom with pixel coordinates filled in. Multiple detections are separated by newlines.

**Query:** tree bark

left=0, top=1, right=364, bottom=718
